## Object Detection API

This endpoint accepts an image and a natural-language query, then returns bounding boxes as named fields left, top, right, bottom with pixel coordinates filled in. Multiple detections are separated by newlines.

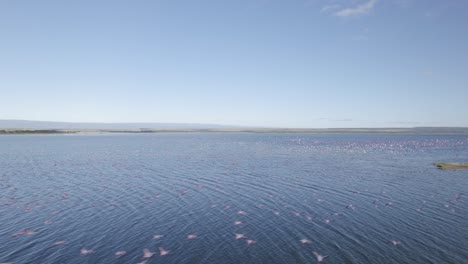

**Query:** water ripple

left=0, top=133, right=467, bottom=263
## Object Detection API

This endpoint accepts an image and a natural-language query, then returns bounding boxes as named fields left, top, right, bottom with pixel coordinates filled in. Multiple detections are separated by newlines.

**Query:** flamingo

left=143, top=248, right=154, bottom=258
left=52, top=241, right=66, bottom=247
left=80, top=249, right=95, bottom=255
left=313, top=251, right=328, bottom=263
left=153, top=234, right=164, bottom=239
left=159, top=247, right=170, bottom=256
left=11, top=229, right=36, bottom=237
left=187, top=234, right=198, bottom=240
left=235, top=233, right=246, bottom=240
left=246, top=239, right=256, bottom=245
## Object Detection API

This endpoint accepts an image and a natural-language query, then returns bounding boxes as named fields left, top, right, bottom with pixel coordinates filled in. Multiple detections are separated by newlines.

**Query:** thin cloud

left=334, top=0, right=378, bottom=17
left=321, top=4, right=341, bottom=13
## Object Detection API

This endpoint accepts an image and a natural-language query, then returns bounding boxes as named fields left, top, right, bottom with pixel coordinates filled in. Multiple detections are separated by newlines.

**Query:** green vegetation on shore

left=0, top=129, right=77, bottom=134
left=434, top=162, right=468, bottom=170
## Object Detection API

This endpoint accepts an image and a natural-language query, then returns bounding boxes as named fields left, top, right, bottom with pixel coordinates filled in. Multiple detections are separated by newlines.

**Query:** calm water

left=0, top=133, right=467, bottom=264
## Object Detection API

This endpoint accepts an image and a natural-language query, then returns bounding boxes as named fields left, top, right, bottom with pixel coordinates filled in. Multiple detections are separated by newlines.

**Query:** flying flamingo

left=80, top=249, right=95, bottom=255
left=51, top=241, right=66, bottom=247
left=246, top=239, right=256, bottom=245
left=153, top=234, right=164, bottom=239
left=143, top=248, right=154, bottom=258
left=313, top=251, right=328, bottom=263
left=187, top=234, right=198, bottom=240
left=11, top=229, right=36, bottom=237
left=235, top=233, right=246, bottom=240
left=159, top=247, right=170, bottom=256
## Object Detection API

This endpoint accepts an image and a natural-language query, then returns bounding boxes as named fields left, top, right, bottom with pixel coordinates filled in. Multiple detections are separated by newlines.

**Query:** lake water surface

left=1, top=133, right=467, bottom=263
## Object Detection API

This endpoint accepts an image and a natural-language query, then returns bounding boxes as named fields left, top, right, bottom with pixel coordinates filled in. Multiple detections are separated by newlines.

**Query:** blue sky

left=1, top=0, right=467, bottom=128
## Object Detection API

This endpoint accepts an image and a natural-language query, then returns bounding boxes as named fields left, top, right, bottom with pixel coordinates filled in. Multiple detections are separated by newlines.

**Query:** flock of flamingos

left=1, top=136, right=466, bottom=263
left=1, top=169, right=464, bottom=264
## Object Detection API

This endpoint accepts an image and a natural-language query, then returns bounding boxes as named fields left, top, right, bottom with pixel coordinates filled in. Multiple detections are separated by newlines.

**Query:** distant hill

left=1, top=120, right=468, bottom=134
left=0, top=119, right=236, bottom=130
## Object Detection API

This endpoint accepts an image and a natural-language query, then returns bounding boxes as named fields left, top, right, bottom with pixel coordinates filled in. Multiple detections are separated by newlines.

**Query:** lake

left=0, top=133, right=467, bottom=263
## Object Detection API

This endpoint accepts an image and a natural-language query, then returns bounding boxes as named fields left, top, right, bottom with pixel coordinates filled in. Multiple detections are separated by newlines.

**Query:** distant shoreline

left=2, top=128, right=468, bottom=135
left=2, top=120, right=468, bottom=134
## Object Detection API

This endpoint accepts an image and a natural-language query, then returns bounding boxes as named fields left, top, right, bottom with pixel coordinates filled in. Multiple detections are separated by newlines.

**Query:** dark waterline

left=1, top=133, right=467, bottom=263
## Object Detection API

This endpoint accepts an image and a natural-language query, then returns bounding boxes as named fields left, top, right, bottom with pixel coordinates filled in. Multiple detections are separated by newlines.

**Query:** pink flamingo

left=246, top=239, right=256, bottom=245
left=80, top=249, right=95, bottom=255
left=11, top=229, right=36, bottom=237
left=313, top=251, right=328, bottom=263
left=52, top=241, right=66, bottom=247
left=187, top=234, right=198, bottom=240
left=143, top=248, right=154, bottom=258
left=235, top=233, right=246, bottom=240
left=153, top=234, right=164, bottom=239
left=159, top=247, right=170, bottom=256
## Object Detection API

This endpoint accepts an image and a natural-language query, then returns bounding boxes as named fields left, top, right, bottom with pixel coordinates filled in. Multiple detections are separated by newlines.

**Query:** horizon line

left=1, top=119, right=468, bottom=130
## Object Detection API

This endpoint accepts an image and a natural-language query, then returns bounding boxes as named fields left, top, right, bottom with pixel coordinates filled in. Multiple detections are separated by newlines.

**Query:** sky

left=1, top=0, right=467, bottom=128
